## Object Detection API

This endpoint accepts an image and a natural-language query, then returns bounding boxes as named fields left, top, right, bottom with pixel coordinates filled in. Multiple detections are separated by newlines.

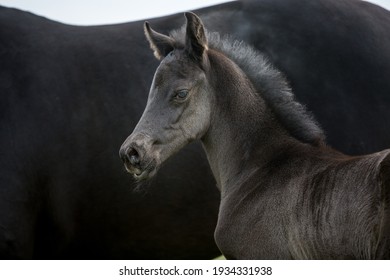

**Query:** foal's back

left=216, top=144, right=390, bottom=259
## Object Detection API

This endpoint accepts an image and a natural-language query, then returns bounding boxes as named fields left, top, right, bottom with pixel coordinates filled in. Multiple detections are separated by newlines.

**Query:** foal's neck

left=201, top=50, right=296, bottom=192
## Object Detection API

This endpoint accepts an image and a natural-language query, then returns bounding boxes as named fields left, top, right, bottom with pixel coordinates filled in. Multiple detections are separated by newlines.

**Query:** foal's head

left=120, top=13, right=212, bottom=180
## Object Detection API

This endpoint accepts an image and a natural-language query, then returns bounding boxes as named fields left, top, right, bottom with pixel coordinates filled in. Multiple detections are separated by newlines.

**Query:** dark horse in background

left=121, top=12, right=390, bottom=259
left=1, top=0, right=390, bottom=259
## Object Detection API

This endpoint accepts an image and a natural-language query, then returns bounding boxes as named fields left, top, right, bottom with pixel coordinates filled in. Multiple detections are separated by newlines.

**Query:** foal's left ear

left=144, top=22, right=175, bottom=60
left=184, top=12, right=208, bottom=64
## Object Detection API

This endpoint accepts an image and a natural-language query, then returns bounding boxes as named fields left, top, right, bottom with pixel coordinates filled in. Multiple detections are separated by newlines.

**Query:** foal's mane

left=170, top=27, right=325, bottom=145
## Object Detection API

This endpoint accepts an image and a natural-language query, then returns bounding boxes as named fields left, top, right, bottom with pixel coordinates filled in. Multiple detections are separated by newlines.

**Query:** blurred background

left=0, top=0, right=389, bottom=25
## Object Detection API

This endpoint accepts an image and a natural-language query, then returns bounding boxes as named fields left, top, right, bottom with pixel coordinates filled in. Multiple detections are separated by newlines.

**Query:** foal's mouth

left=124, top=159, right=158, bottom=181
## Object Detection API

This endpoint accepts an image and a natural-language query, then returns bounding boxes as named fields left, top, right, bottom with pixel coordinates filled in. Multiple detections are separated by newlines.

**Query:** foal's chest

left=215, top=186, right=292, bottom=259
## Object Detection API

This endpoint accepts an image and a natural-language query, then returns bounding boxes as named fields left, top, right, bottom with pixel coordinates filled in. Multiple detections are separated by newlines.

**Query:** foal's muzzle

left=119, top=133, right=158, bottom=180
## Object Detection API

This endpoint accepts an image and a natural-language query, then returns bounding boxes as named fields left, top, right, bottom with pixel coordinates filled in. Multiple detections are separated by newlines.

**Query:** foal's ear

left=184, top=12, right=208, bottom=64
left=144, top=22, right=174, bottom=60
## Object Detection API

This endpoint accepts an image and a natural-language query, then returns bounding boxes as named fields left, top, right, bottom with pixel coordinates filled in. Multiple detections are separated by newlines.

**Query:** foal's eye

left=174, top=89, right=189, bottom=100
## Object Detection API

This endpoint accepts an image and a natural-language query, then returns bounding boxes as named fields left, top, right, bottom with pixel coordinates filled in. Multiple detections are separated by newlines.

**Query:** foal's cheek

left=168, top=104, right=186, bottom=126
left=186, top=107, right=210, bottom=140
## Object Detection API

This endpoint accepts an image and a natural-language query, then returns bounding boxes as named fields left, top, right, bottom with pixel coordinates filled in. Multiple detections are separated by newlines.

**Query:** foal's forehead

left=157, top=51, right=197, bottom=77
left=151, top=50, right=203, bottom=90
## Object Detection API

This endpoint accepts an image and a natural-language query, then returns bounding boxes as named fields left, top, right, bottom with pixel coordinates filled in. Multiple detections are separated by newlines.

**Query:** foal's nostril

left=119, top=146, right=141, bottom=168
left=129, top=149, right=140, bottom=166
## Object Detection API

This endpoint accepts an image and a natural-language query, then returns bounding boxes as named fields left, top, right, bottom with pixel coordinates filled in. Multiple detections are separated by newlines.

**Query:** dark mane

left=170, top=27, right=325, bottom=145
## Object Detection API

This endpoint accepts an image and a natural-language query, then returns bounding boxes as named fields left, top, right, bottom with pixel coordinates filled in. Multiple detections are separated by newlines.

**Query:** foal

left=119, top=13, right=390, bottom=259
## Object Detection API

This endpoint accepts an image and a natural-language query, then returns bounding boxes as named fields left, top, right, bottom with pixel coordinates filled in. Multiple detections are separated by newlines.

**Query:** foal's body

left=120, top=13, right=390, bottom=259
left=202, top=49, right=390, bottom=259
left=216, top=143, right=389, bottom=259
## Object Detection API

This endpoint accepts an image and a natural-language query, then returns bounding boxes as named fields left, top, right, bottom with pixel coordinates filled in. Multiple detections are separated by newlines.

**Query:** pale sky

left=0, top=0, right=231, bottom=25
left=0, top=0, right=389, bottom=26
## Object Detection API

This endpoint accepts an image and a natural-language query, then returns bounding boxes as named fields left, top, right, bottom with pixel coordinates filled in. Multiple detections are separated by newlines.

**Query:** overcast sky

left=0, top=0, right=231, bottom=25
left=0, top=0, right=389, bottom=26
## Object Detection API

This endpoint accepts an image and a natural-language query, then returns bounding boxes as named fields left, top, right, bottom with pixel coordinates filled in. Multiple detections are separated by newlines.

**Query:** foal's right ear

left=144, top=22, right=175, bottom=60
